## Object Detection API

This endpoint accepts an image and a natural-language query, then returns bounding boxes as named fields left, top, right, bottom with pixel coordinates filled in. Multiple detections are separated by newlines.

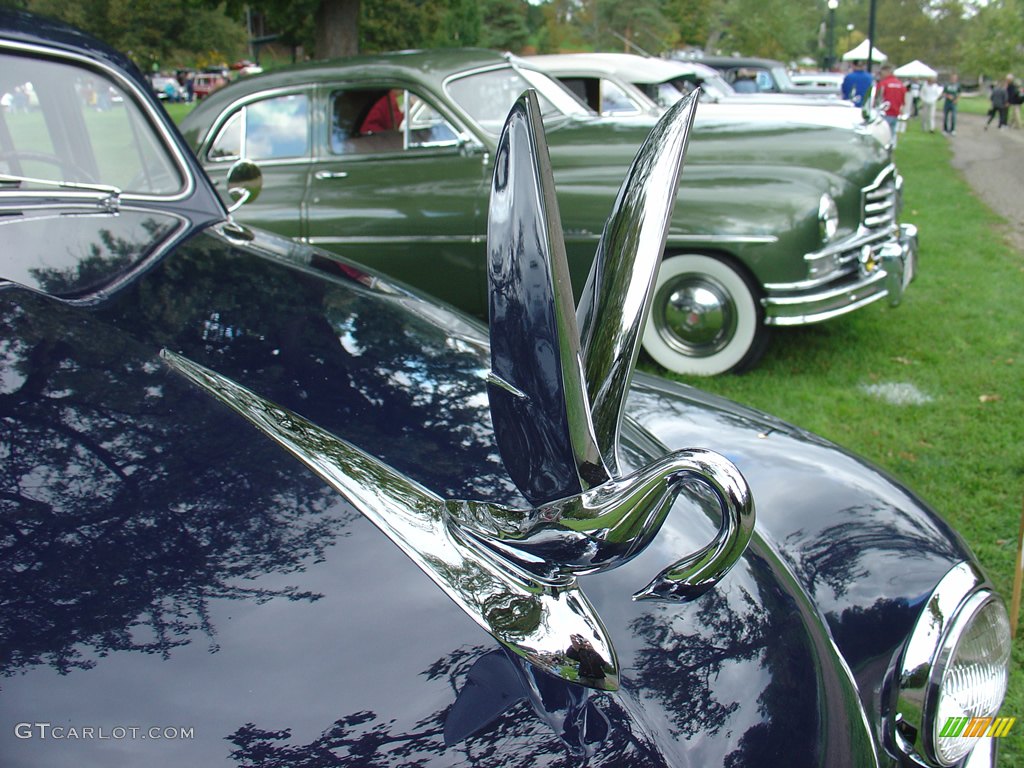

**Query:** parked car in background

left=181, top=49, right=914, bottom=376
left=192, top=70, right=229, bottom=99
left=0, top=9, right=1012, bottom=768
left=691, top=55, right=841, bottom=98
left=790, top=71, right=845, bottom=91
left=528, top=53, right=865, bottom=115
left=151, top=73, right=184, bottom=101
left=531, top=53, right=742, bottom=110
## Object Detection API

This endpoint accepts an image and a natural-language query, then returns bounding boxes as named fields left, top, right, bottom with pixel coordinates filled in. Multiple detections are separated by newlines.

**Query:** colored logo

left=939, top=716, right=1016, bottom=739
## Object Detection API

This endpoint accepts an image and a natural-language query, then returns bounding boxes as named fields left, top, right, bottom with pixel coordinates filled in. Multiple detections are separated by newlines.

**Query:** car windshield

left=771, top=65, right=798, bottom=91
left=446, top=65, right=590, bottom=136
left=698, top=72, right=735, bottom=99
left=637, top=76, right=732, bottom=108
left=0, top=51, right=183, bottom=196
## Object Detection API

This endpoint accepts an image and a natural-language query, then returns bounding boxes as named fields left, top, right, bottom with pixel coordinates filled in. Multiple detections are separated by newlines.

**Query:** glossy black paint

left=0, top=10, right=982, bottom=767
left=1, top=217, right=971, bottom=767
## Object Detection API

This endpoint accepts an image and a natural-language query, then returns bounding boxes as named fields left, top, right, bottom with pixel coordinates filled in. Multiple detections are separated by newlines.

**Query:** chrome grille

left=862, top=165, right=900, bottom=230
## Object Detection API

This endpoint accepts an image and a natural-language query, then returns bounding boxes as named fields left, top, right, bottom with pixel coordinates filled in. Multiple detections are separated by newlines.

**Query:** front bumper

left=762, top=223, right=918, bottom=326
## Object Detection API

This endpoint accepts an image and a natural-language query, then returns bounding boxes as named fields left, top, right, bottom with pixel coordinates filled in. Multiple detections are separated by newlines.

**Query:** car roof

left=201, top=48, right=513, bottom=100
left=527, top=52, right=719, bottom=85
left=694, top=55, right=789, bottom=69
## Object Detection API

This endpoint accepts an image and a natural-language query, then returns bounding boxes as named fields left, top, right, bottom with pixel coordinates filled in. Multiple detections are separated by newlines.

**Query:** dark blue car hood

left=0, top=220, right=968, bottom=767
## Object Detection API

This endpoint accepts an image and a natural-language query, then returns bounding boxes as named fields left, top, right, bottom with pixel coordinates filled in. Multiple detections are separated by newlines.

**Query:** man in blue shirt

left=842, top=60, right=873, bottom=107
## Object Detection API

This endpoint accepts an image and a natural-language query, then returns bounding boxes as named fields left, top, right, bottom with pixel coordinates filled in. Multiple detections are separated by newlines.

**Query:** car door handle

left=314, top=170, right=348, bottom=180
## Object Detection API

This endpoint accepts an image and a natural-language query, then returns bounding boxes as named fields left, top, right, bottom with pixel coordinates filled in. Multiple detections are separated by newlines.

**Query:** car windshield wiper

left=0, top=174, right=121, bottom=211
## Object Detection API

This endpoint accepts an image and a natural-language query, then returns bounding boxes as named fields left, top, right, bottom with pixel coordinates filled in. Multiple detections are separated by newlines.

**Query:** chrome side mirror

left=226, top=159, right=262, bottom=211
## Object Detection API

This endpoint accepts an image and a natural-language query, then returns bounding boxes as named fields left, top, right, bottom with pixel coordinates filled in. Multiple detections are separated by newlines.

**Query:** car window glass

left=651, top=81, right=689, bottom=108
left=599, top=79, right=638, bottom=115
left=209, top=111, right=242, bottom=161
left=755, top=70, right=775, bottom=92
left=245, top=94, right=309, bottom=160
left=447, top=67, right=566, bottom=136
left=558, top=77, right=600, bottom=112
left=331, top=88, right=405, bottom=155
left=405, top=96, right=459, bottom=147
left=0, top=52, right=183, bottom=195
left=209, top=94, right=309, bottom=162
left=330, top=88, right=459, bottom=156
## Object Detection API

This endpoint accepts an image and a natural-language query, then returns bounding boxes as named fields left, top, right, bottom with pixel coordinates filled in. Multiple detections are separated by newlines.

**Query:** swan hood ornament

left=163, top=88, right=754, bottom=691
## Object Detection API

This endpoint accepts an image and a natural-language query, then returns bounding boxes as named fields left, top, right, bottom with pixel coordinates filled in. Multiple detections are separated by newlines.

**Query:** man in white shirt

left=919, top=76, right=943, bottom=133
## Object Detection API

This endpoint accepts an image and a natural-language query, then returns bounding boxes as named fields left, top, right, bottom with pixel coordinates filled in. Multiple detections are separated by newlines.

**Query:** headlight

left=818, top=193, right=839, bottom=243
left=894, top=562, right=1012, bottom=767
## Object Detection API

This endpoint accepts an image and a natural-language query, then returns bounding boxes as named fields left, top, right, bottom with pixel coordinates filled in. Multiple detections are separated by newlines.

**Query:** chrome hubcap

left=653, top=275, right=737, bottom=357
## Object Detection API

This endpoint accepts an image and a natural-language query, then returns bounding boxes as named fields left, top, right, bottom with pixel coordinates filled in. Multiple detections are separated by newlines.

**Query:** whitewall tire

left=642, top=254, right=768, bottom=376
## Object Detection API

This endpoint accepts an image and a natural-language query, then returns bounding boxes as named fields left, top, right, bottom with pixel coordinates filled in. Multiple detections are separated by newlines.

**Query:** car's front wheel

left=642, top=253, right=769, bottom=376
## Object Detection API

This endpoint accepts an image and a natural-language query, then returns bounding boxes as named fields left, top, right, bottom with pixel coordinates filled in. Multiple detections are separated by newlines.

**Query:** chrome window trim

left=304, top=233, right=779, bottom=248
left=0, top=39, right=195, bottom=204
left=306, top=234, right=484, bottom=246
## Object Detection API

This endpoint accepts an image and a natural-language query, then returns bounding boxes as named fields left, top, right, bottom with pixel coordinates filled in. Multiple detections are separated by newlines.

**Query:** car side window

left=208, top=93, right=309, bottom=162
left=330, top=88, right=459, bottom=156
left=559, top=77, right=600, bottom=112
left=598, top=79, right=638, bottom=115
left=755, top=70, right=776, bottom=92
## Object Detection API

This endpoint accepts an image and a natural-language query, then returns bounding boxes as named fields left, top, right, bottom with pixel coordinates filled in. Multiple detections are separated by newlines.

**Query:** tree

left=478, top=0, right=530, bottom=52
left=315, top=0, right=360, bottom=57
left=19, top=0, right=248, bottom=70
left=594, top=0, right=677, bottom=53
left=958, top=0, right=1024, bottom=80
left=664, top=0, right=716, bottom=49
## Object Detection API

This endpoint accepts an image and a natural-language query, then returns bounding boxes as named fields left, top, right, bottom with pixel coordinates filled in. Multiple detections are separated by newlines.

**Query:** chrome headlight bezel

left=818, top=193, right=839, bottom=243
left=893, top=562, right=1012, bottom=767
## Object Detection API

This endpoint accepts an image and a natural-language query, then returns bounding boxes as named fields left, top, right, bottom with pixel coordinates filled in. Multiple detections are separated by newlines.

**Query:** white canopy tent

left=893, top=59, right=937, bottom=79
left=842, top=39, right=888, bottom=63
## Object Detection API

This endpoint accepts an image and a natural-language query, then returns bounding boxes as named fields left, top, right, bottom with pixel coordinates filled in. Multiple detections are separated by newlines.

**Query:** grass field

left=644, top=120, right=1024, bottom=763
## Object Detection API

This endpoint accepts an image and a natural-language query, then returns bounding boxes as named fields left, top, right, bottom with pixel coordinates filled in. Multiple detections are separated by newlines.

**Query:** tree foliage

left=4, top=0, right=1021, bottom=80
left=11, top=0, right=248, bottom=70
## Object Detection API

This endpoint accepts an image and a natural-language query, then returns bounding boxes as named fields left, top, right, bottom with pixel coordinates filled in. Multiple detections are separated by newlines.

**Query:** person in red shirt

left=360, top=90, right=403, bottom=134
left=876, top=66, right=907, bottom=142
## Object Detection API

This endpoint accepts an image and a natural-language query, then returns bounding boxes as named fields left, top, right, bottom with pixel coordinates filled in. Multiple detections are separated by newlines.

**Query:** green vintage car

left=180, top=49, right=917, bottom=375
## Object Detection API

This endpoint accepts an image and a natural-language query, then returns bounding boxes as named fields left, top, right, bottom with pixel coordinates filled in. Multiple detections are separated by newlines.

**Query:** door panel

left=306, top=86, right=490, bottom=315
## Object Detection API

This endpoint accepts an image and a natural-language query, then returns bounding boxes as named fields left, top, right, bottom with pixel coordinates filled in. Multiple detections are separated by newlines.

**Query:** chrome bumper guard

left=763, top=223, right=918, bottom=326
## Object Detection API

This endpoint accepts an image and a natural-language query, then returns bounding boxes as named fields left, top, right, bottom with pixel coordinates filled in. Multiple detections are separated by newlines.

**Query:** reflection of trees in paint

left=225, top=646, right=672, bottom=767
left=0, top=231, right=517, bottom=677
left=0, top=288, right=349, bottom=676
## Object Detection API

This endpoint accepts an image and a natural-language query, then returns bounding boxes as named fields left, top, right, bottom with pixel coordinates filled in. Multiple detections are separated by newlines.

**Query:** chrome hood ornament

left=481, top=89, right=753, bottom=601
left=163, top=89, right=754, bottom=691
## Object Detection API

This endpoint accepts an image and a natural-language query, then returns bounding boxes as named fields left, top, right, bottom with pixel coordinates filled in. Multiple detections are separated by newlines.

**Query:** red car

left=192, top=71, right=228, bottom=100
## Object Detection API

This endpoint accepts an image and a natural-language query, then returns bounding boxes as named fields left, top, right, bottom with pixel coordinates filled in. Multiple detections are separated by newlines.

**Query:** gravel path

left=943, top=109, right=1024, bottom=252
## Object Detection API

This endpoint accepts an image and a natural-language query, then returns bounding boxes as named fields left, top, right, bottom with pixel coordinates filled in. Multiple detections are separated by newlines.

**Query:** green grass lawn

left=643, top=120, right=1024, bottom=763
left=163, top=100, right=198, bottom=124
